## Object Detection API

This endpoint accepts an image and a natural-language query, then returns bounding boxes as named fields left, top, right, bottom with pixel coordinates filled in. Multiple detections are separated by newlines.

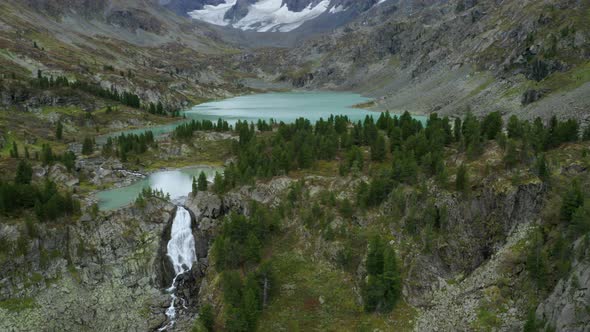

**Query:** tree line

left=9, top=141, right=77, bottom=171
left=102, top=131, right=155, bottom=162
left=0, top=160, right=80, bottom=221
left=173, top=119, right=231, bottom=140
left=31, top=71, right=180, bottom=115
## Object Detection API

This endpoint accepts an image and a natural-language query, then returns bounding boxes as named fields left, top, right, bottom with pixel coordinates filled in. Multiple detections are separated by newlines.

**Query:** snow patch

left=188, top=0, right=331, bottom=32
left=188, top=0, right=237, bottom=27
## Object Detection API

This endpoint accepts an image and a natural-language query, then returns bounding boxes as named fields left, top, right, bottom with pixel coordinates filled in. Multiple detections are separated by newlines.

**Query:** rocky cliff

left=0, top=199, right=176, bottom=331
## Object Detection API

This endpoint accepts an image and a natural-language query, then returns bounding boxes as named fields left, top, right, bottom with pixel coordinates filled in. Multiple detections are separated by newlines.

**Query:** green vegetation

left=0, top=175, right=80, bottom=221
left=81, top=137, right=94, bottom=156
left=199, top=304, right=215, bottom=332
left=198, top=171, right=208, bottom=192
left=212, top=203, right=278, bottom=270
left=363, top=235, right=401, bottom=313
left=0, top=297, right=37, bottom=312
left=135, top=187, right=170, bottom=208
left=174, top=119, right=231, bottom=140
left=211, top=203, right=279, bottom=331
left=456, top=163, right=469, bottom=193
left=102, top=131, right=155, bottom=162
left=55, top=120, right=63, bottom=140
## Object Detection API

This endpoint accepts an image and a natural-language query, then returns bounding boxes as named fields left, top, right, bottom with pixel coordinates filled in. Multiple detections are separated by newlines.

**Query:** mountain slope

left=0, top=0, right=249, bottom=108
left=249, top=0, right=590, bottom=121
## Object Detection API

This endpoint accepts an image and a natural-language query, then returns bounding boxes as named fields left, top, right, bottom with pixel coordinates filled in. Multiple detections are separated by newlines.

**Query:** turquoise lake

left=96, top=92, right=427, bottom=210
left=102, top=91, right=394, bottom=139
left=96, top=166, right=222, bottom=211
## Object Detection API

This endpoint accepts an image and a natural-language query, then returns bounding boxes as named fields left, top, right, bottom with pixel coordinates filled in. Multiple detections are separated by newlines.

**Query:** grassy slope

left=259, top=230, right=416, bottom=332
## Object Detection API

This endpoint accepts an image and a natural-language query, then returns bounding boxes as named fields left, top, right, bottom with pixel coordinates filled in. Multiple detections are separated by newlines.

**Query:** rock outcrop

left=536, top=237, right=590, bottom=331
left=0, top=198, right=176, bottom=331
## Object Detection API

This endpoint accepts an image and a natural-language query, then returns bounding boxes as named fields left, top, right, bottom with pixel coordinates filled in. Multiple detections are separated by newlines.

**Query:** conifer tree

left=456, top=163, right=469, bottom=193
left=199, top=304, right=215, bottom=332
left=82, top=137, right=94, bottom=155
left=481, top=111, right=503, bottom=140
left=535, top=154, right=550, bottom=182
left=10, top=141, right=18, bottom=158
left=382, top=246, right=401, bottom=310
left=15, top=160, right=33, bottom=185
left=56, top=120, right=63, bottom=140
left=367, top=235, right=384, bottom=276
left=507, top=115, right=523, bottom=139
left=371, top=133, right=386, bottom=161
left=570, top=203, right=590, bottom=236
left=503, top=139, right=519, bottom=169
left=462, top=112, right=482, bottom=158
left=213, top=172, right=224, bottom=194
left=454, top=117, right=462, bottom=142
left=560, top=180, right=583, bottom=223
left=198, top=171, right=208, bottom=191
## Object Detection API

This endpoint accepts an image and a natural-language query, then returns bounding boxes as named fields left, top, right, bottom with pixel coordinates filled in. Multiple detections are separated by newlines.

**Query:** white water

left=159, top=206, right=197, bottom=331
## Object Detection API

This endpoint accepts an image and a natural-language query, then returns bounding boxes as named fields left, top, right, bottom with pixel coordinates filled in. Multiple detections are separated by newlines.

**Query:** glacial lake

left=102, top=91, right=396, bottom=139
left=96, top=91, right=427, bottom=210
left=96, top=166, right=222, bottom=211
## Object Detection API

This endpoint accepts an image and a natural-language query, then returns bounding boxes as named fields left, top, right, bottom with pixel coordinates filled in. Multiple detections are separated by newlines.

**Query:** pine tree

left=454, top=117, right=462, bottom=142
left=245, top=233, right=261, bottom=264
left=560, top=180, right=584, bottom=223
left=481, top=111, right=503, bottom=140
left=56, top=120, right=63, bottom=140
left=526, top=230, right=547, bottom=289
left=82, top=137, right=94, bottom=155
left=456, top=163, right=469, bottom=193
left=571, top=203, right=590, bottom=236
left=41, top=144, right=54, bottom=165
left=535, top=154, right=550, bottom=181
left=15, top=160, right=33, bottom=184
left=242, top=286, right=260, bottom=330
left=199, top=304, right=215, bottom=332
left=192, top=176, right=198, bottom=195
left=198, top=171, right=208, bottom=191
left=364, top=274, right=385, bottom=312
left=371, top=134, right=386, bottom=161
left=10, top=141, right=18, bottom=158
left=503, top=139, right=519, bottom=169
left=507, top=115, right=522, bottom=139
left=209, top=172, right=222, bottom=194
left=382, top=246, right=401, bottom=310
left=367, top=235, right=384, bottom=276
left=462, top=112, right=482, bottom=158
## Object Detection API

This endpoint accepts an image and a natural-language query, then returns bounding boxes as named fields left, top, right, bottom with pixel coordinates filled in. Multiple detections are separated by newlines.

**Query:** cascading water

left=159, top=206, right=197, bottom=331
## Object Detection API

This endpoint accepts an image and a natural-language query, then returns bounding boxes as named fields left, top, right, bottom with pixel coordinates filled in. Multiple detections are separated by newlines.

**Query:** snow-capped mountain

left=161, top=0, right=386, bottom=32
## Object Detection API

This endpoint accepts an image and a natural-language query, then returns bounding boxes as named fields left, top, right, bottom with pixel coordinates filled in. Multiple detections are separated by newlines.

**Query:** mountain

left=1, top=1, right=590, bottom=332
left=0, top=0, right=250, bottom=109
left=247, top=0, right=590, bottom=121
left=164, top=0, right=384, bottom=33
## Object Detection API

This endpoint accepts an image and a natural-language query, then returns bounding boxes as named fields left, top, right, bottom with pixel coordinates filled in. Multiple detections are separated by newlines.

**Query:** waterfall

left=159, top=206, right=197, bottom=331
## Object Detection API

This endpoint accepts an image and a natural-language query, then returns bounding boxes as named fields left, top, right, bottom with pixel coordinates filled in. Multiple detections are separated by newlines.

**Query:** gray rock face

left=0, top=198, right=176, bottom=332
left=76, top=157, right=145, bottom=188
left=404, top=181, right=547, bottom=306
left=536, top=238, right=590, bottom=332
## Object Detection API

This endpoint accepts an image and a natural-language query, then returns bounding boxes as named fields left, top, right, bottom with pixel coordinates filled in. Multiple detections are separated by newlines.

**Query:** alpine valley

left=0, top=0, right=589, bottom=331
